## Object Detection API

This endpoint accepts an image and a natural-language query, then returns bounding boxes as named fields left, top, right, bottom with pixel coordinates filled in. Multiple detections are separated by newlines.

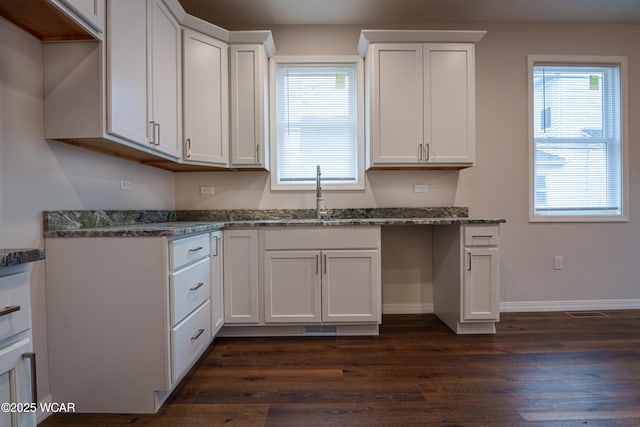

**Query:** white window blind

left=275, top=63, right=358, bottom=186
left=532, top=62, right=623, bottom=218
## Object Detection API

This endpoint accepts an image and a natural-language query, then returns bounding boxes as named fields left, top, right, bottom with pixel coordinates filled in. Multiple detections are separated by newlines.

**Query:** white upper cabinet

left=148, top=0, right=182, bottom=158
left=182, top=29, right=229, bottom=166
left=107, top=0, right=148, bottom=146
left=230, top=44, right=268, bottom=168
left=44, top=0, right=183, bottom=163
left=109, top=0, right=181, bottom=158
left=360, top=30, right=485, bottom=169
left=107, top=0, right=182, bottom=157
left=229, top=33, right=275, bottom=169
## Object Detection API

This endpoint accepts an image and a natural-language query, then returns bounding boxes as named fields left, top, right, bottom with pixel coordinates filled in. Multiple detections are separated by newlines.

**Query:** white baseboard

left=383, top=299, right=640, bottom=315
left=36, top=394, right=53, bottom=424
left=500, top=299, right=640, bottom=312
left=382, top=303, right=433, bottom=314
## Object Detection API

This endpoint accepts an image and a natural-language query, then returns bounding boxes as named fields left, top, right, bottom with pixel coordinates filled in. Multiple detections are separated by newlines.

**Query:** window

left=269, top=56, right=364, bottom=190
left=528, top=55, right=628, bottom=221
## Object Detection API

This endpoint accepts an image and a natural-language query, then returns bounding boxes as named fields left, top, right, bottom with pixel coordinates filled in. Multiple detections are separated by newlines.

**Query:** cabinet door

left=230, top=44, right=268, bottom=168
left=0, top=339, right=36, bottom=427
left=211, top=232, right=224, bottom=335
left=264, top=251, right=321, bottom=323
left=463, top=247, right=498, bottom=321
left=106, top=0, right=149, bottom=146
left=223, top=230, right=259, bottom=324
left=183, top=30, right=229, bottom=166
left=148, top=0, right=181, bottom=158
left=424, top=44, right=475, bottom=165
left=369, top=44, right=423, bottom=165
left=322, top=250, right=380, bottom=323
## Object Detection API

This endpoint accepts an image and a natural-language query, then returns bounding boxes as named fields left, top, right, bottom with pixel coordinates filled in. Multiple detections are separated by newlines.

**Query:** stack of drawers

left=0, top=267, right=36, bottom=427
left=168, top=234, right=212, bottom=383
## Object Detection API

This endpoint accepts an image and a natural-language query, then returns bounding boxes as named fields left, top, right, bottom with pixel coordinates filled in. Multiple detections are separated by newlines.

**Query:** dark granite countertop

left=0, top=248, right=45, bottom=268
left=43, top=208, right=505, bottom=238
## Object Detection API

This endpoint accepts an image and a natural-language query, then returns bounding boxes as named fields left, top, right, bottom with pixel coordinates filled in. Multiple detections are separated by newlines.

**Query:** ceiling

left=178, top=0, right=640, bottom=29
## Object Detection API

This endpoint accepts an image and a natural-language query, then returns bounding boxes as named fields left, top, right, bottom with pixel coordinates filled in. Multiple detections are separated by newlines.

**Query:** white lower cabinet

left=463, top=247, right=499, bottom=321
left=262, top=227, right=381, bottom=327
left=322, top=250, right=380, bottom=323
left=433, top=224, right=500, bottom=334
left=45, top=232, right=217, bottom=413
left=0, top=267, right=36, bottom=427
left=223, top=230, right=260, bottom=324
left=210, top=231, right=224, bottom=336
left=264, top=250, right=379, bottom=324
left=264, top=251, right=322, bottom=323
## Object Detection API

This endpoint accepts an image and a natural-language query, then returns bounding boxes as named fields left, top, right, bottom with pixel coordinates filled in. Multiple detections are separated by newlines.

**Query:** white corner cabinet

left=229, top=38, right=274, bottom=169
left=0, top=265, right=37, bottom=427
left=358, top=30, right=486, bottom=169
left=182, top=29, right=229, bottom=166
left=222, top=227, right=381, bottom=336
left=44, top=0, right=184, bottom=165
left=433, top=224, right=500, bottom=334
left=45, top=231, right=223, bottom=413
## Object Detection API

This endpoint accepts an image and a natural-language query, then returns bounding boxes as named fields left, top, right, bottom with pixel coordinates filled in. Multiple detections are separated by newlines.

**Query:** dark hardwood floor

left=42, top=311, right=640, bottom=426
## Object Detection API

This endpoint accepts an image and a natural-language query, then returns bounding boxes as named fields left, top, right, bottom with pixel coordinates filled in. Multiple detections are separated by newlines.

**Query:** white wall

left=0, top=17, right=176, bottom=405
left=175, top=22, right=640, bottom=311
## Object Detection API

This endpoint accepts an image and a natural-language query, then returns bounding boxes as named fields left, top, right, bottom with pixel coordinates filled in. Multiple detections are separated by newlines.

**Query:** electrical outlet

left=120, top=179, right=131, bottom=191
left=554, top=256, right=564, bottom=270
left=413, top=184, right=428, bottom=193
left=200, top=185, right=215, bottom=196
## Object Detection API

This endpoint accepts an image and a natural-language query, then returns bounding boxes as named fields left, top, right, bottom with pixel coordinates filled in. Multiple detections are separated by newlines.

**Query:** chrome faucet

left=316, top=165, right=323, bottom=220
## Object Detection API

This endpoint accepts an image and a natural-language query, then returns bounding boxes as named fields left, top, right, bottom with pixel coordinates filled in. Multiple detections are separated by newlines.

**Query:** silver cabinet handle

left=189, top=282, right=205, bottom=292
left=0, top=305, right=20, bottom=318
left=149, top=121, right=156, bottom=145
left=315, top=254, right=319, bottom=274
left=212, top=236, right=218, bottom=256
left=155, top=122, right=161, bottom=146
left=256, top=144, right=260, bottom=163
left=186, top=138, right=192, bottom=158
left=467, top=252, right=472, bottom=271
left=425, top=143, right=430, bottom=161
left=21, top=352, right=37, bottom=404
left=191, top=329, right=205, bottom=341
left=188, top=246, right=204, bottom=253
left=324, top=254, right=327, bottom=274
left=418, top=143, right=423, bottom=161
left=472, top=235, right=494, bottom=239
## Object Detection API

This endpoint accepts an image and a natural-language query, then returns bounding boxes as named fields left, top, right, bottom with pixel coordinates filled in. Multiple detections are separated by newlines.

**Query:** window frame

left=527, top=54, right=629, bottom=223
left=268, top=55, right=365, bottom=191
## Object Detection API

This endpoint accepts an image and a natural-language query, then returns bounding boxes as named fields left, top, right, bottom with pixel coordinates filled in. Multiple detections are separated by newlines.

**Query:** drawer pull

left=189, top=282, right=205, bottom=292
left=0, top=305, right=20, bottom=318
left=472, top=235, right=494, bottom=239
left=21, top=352, right=37, bottom=404
left=188, top=246, right=204, bottom=253
left=190, top=328, right=205, bottom=341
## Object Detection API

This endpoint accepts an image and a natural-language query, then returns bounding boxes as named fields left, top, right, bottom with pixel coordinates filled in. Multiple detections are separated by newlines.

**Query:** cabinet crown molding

left=357, top=29, right=487, bottom=57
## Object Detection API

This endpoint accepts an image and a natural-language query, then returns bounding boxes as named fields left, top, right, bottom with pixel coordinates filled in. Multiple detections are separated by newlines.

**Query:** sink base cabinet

left=222, top=227, right=381, bottom=337
left=433, top=224, right=500, bottom=334
left=45, top=233, right=217, bottom=413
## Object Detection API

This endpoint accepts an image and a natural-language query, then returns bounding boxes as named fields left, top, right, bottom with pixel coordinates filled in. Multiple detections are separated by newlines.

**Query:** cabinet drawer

left=170, top=234, right=210, bottom=270
left=463, top=225, right=498, bottom=246
left=171, top=300, right=211, bottom=383
left=264, top=227, right=380, bottom=250
left=0, top=272, right=31, bottom=342
left=170, top=258, right=211, bottom=326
